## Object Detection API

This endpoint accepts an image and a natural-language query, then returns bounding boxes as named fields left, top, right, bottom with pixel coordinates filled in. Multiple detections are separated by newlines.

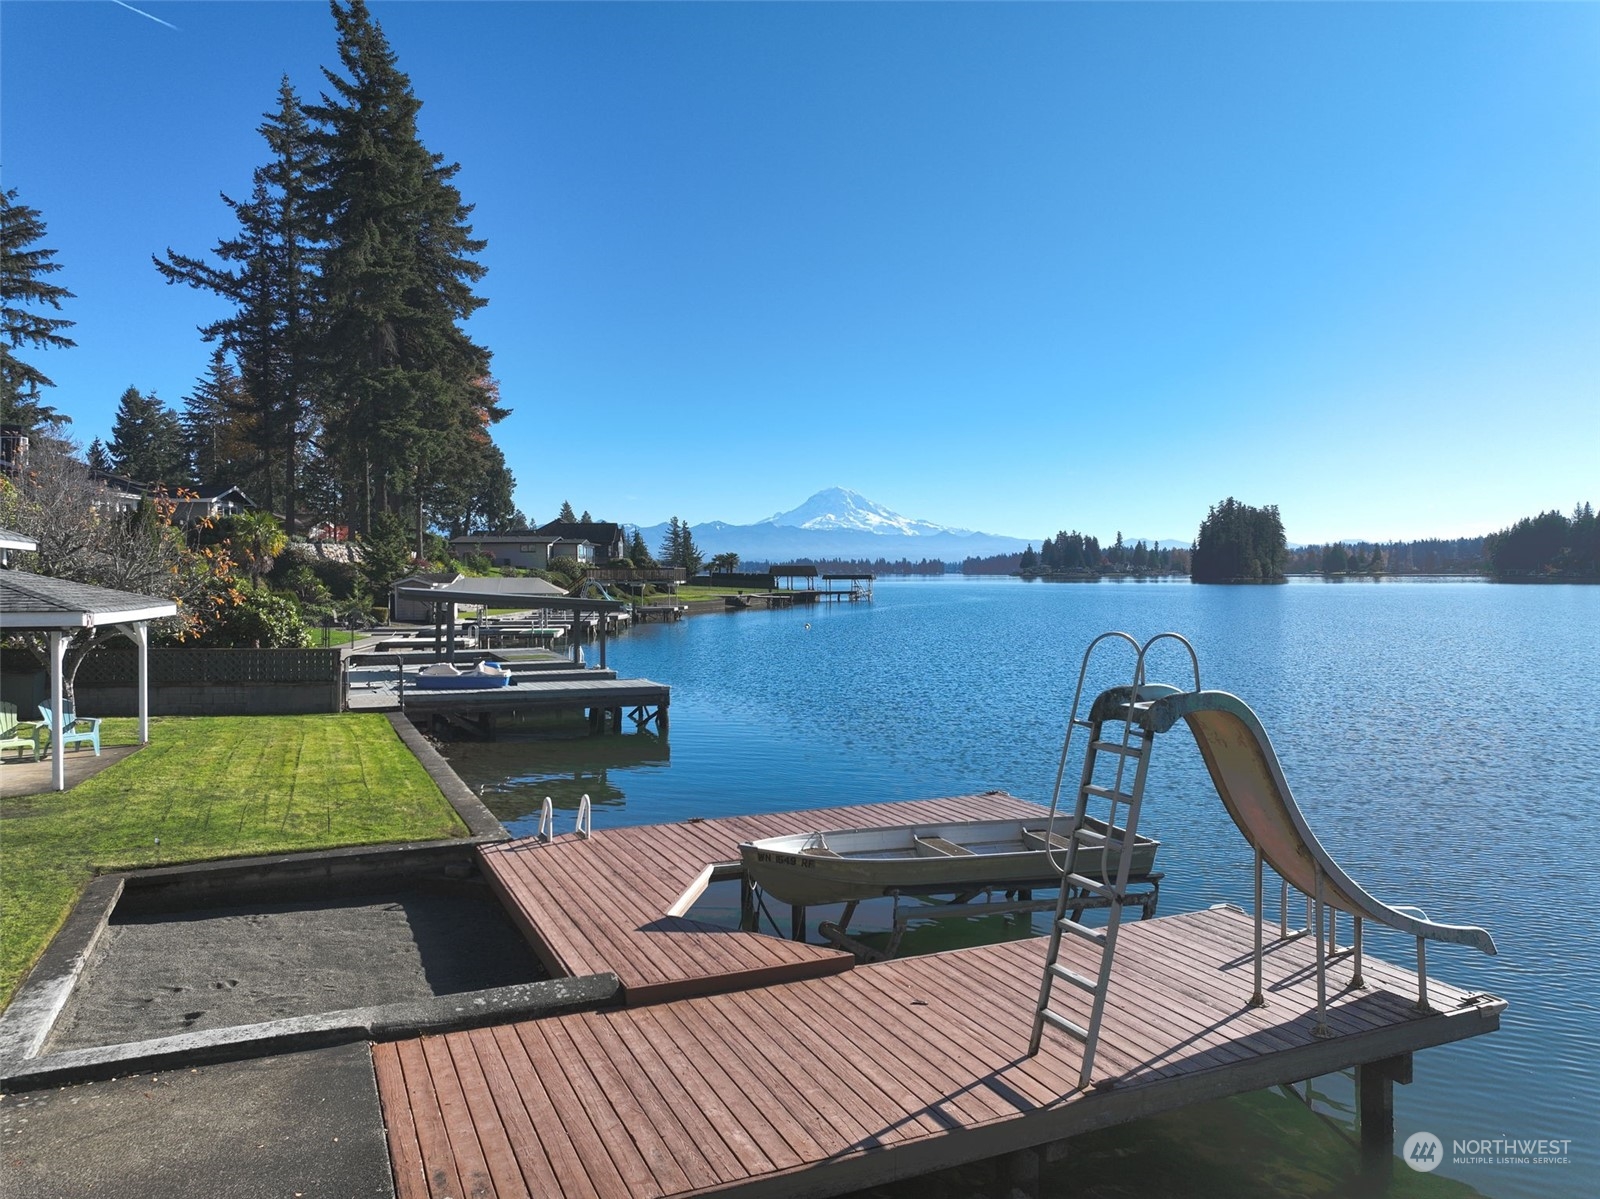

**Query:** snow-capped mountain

left=633, top=489, right=1031, bottom=564
left=757, top=487, right=969, bottom=538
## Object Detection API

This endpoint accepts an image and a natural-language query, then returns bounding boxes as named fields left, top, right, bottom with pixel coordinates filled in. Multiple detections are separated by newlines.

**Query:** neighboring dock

left=376, top=796, right=1504, bottom=1199
left=345, top=652, right=669, bottom=733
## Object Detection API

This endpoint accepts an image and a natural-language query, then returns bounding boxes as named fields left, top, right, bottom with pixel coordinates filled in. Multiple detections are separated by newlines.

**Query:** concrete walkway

left=0, top=1042, right=394, bottom=1198
left=0, top=745, right=138, bottom=798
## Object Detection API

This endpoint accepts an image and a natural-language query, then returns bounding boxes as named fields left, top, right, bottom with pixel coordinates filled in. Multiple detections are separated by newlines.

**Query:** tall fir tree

left=659, top=516, right=683, bottom=566
left=627, top=526, right=655, bottom=567
left=181, top=347, right=256, bottom=489
left=108, top=386, right=190, bottom=485
left=156, top=78, right=322, bottom=530
left=304, top=0, right=500, bottom=542
left=1192, top=497, right=1286, bottom=583
left=0, top=187, right=76, bottom=433
left=658, top=516, right=703, bottom=573
left=557, top=500, right=578, bottom=522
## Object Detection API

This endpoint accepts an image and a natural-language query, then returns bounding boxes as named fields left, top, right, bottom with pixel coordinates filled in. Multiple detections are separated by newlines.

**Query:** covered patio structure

left=0, top=553, right=178, bottom=792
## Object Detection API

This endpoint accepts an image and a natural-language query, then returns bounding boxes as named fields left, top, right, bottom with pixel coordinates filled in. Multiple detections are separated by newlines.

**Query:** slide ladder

left=1028, top=633, right=1199, bottom=1087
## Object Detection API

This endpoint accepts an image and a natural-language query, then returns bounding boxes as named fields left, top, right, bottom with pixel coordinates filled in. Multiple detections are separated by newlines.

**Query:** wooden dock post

left=1357, top=1053, right=1412, bottom=1183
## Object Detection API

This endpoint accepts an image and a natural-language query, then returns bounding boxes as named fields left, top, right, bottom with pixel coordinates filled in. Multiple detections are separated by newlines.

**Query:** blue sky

left=4, top=1, right=1596, bottom=545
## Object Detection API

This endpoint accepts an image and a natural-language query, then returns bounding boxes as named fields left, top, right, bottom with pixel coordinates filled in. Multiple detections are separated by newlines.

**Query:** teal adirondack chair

left=0, top=702, right=41, bottom=761
left=37, top=705, right=102, bottom=756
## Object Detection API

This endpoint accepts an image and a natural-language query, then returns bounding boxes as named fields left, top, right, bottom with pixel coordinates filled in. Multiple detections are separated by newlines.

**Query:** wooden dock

left=369, top=796, right=1505, bottom=1198
left=375, top=904, right=1503, bottom=1199
left=482, top=793, right=1044, bottom=1004
left=348, top=670, right=670, bottom=733
left=633, top=604, right=686, bottom=623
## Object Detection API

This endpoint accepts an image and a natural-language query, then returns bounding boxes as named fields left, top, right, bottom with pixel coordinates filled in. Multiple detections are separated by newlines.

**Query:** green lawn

left=312, top=628, right=363, bottom=646
left=0, top=713, right=469, bottom=1007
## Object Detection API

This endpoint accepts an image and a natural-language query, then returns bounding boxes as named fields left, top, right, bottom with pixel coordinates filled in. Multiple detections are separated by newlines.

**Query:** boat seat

left=1022, top=828, right=1070, bottom=851
left=806, top=847, right=842, bottom=858
left=915, top=835, right=975, bottom=857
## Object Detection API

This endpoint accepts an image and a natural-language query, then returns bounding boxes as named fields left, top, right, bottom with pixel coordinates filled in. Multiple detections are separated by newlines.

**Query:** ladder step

left=1083, top=784, right=1135, bottom=803
left=1091, top=739, right=1144, bottom=756
left=1040, top=1009, right=1090, bottom=1041
left=1058, top=919, right=1108, bottom=945
left=1048, top=962, right=1102, bottom=994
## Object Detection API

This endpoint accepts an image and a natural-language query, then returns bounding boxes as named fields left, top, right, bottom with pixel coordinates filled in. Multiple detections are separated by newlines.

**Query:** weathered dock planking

left=481, top=792, right=1048, bottom=1004
left=374, top=904, right=1504, bottom=1199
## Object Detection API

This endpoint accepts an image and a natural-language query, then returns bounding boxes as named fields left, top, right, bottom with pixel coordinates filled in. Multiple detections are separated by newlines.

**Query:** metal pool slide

left=1135, top=688, right=1496, bottom=955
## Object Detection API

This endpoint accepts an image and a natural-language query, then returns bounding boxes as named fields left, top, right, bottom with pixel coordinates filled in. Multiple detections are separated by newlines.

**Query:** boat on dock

left=739, top=815, right=1158, bottom=906
left=411, top=661, right=512, bottom=690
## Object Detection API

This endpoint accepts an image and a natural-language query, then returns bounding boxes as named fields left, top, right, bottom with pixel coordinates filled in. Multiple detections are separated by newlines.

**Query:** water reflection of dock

left=376, top=794, right=1504, bottom=1199
left=465, top=733, right=671, bottom=820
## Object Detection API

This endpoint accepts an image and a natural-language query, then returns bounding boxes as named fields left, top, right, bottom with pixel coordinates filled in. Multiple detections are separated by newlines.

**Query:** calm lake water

left=445, top=577, right=1599, bottom=1199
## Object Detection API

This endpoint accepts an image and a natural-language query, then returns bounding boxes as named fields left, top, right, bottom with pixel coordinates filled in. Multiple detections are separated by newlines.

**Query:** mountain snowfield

left=755, top=488, right=969, bottom=538
left=633, top=488, right=1031, bottom=564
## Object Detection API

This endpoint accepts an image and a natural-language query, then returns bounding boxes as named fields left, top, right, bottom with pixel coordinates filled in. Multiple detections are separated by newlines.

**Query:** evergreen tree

left=181, top=347, right=256, bottom=489
left=424, top=375, right=515, bottom=540
left=659, top=516, right=684, bottom=566
left=580, top=509, right=592, bottom=523
left=0, top=187, right=76, bottom=432
left=305, top=0, right=497, bottom=537
left=1192, top=497, right=1287, bottom=583
left=446, top=439, right=517, bottom=536
left=157, top=79, right=322, bottom=530
left=677, top=521, right=705, bottom=574
left=558, top=500, right=578, bottom=522
left=360, top=510, right=416, bottom=604
left=86, top=438, right=111, bottom=473
left=627, top=526, right=656, bottom=567
left=1487, top=506, right=1596, bottom=579
left=108, top=387, right=190, bottom=485
left=656, top=516, right=704, bottom=572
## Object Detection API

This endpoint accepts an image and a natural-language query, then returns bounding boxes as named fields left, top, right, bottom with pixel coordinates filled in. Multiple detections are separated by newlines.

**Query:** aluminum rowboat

left=738, top=816, right=1158, bottom=907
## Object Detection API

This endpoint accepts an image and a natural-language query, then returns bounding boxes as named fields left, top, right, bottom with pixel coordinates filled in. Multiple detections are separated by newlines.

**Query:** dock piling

left=1357, top=1053, right=1412, bottom=1184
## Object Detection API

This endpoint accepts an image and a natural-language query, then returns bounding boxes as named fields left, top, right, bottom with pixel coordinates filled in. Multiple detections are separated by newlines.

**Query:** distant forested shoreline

left=952, top=500, right=1596, bottom=582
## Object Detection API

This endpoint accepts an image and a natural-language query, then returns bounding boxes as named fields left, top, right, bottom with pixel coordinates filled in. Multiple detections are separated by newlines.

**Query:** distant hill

left=631, top=487, right=1036, bottom=564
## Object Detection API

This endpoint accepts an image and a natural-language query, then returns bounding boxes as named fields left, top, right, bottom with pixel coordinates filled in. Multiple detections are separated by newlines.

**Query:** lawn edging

left=387, top=712, right=507, bottom=840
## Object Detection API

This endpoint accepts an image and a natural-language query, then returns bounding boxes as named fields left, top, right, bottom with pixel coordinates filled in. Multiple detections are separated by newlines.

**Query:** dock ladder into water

left=1028, top=631, right=1201, bottom=1087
